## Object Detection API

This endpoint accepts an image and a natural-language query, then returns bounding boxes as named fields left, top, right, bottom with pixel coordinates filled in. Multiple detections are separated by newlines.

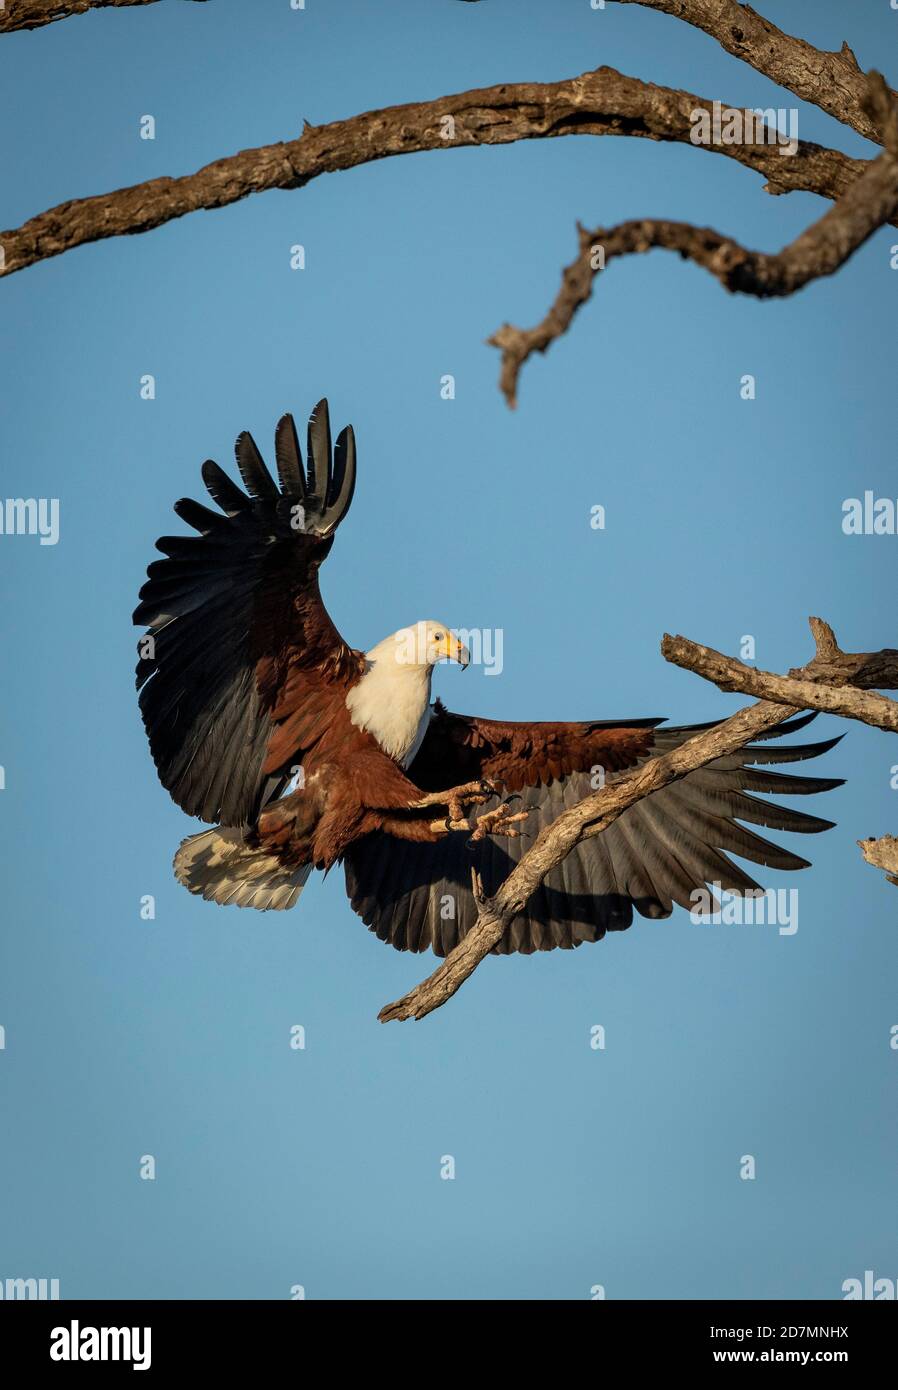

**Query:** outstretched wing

left=344, top=711, right=844, bottom=955
left=134, top=399, right=363, bottom=829
left=407, top=701, right=665, bottom=791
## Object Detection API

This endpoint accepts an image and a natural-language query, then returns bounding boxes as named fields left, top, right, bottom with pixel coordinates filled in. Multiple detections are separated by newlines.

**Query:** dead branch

left=0, top=66, right=873, bottom=279
left=664, top=629, right=898, bottom=898
left=858, top=836, right=898, bottom=888
left=609, top=0, right=894, bottom=146
left=490, top=74, right=898, bottom=406
left=0, top=0, right=206, bottom=33
left=662, top=620, right=898, bottom=733
left=785, top=618, right=898, bottom=693
left=379, top=617, right=897, bottom=1023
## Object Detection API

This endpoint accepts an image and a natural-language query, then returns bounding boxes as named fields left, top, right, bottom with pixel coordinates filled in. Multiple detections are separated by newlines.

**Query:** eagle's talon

left=414, top=778, right=497, bottom=819
left=470, top=804, right=531, bottom=842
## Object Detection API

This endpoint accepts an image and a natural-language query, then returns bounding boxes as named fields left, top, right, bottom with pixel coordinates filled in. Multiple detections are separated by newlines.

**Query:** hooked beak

left=450, top=634, right=470, bottom=669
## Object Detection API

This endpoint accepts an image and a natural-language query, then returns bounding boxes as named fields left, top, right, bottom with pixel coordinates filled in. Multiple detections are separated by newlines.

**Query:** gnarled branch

left=379, top=618, right=896, bottom=1023
left=0, top=66, right=874, bottom=279
left=662, top=621, right=898, bottom=733
left=609, top=0, right=894, bottom=146
left=489, top=74, right=898, bottom=406
left=0, top=0, right=206, bottom=34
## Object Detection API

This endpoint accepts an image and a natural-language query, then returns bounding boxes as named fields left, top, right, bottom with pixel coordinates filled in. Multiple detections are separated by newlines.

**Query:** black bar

left=1, top=1298, right=892, bottom=1374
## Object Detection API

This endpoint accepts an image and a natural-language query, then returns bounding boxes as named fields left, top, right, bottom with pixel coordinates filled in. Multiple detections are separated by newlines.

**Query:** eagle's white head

left=367, top=619, right=470, bottom=670
left=346, top=620, right=470, bottom=765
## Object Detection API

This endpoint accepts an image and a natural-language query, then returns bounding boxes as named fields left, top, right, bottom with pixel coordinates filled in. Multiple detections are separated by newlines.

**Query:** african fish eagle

left=133, top=399, right=842, bottom=955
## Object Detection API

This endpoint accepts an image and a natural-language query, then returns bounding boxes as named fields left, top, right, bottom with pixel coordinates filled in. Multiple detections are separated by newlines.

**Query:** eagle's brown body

left=134, top=400, right=842, bottom=954
left=251, top=705, right=658, bottom=871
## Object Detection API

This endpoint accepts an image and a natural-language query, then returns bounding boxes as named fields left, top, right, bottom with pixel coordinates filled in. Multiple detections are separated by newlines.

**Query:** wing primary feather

left=274, top=413, right=306, bottom=498
left=743, top=734, right=845, bottom=765
left=305, top=399, right=331, bottom=509
left=201, top=459, right=250, bottom=515
left=322, top=425, right=356, bottom=532
left=173, top=497, right=228, bottom=534
left=235, top=431, right=279, bottom=500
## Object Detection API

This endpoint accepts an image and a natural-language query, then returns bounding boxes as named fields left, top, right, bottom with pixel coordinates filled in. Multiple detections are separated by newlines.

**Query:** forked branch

left=662, top=620, right=898, bottom=733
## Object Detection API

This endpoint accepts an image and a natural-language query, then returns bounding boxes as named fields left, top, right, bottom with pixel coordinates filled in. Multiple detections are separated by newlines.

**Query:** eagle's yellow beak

left=449, top=634, right=470, bottom=668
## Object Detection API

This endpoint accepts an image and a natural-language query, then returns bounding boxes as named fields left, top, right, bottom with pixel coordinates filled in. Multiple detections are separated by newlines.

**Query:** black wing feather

left=134, top=398, right=357, bottom=829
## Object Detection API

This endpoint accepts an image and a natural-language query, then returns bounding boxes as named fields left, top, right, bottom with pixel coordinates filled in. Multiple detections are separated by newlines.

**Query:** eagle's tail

left=173, top=827, right=312, bottom=911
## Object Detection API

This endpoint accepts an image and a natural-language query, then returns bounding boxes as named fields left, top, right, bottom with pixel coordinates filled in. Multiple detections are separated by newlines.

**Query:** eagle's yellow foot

left=414, top=779, right=496, bottom=823
left=415, top=782, right=528, bottom=839
left=470, top=802, right=530, bottom=842
left=425, top=802, right=529, bottom=839
left=427, top=815, right=473, bottom=834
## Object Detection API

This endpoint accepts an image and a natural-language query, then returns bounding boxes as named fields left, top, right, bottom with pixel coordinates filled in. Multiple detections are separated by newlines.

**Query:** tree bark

left=662, top=624, right=898, bottom=734
left=0, top=0, right=205, bottom=34
left=609, top=0, right=893, bottom=145
left=858, top=836, right=898, bottom=888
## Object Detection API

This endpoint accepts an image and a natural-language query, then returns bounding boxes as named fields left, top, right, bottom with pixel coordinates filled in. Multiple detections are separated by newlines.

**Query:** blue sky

left=0, top=0, right=895, bottom=1300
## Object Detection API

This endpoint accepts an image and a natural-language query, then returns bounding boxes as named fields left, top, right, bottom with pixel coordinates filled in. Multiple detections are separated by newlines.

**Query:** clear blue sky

left=1, top=0, right=895, bottom=1300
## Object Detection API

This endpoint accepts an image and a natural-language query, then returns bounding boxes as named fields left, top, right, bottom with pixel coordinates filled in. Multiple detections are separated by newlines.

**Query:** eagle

left=134, top=399, right=842, bottom=956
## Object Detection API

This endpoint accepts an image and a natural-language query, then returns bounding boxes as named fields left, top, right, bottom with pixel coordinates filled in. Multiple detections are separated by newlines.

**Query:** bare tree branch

left=858, top=836, right=898, bottom=888
left=489, top=74, right=898, bottom=406
left=662, top=626, right=898, bottom=734
left=733, top=620, right=898, bottom=897
left=784, top=617, right=898, bottom=693
left=609, top=0, right=895, bottom=146
left=0, top=0, right=206, bottom=34
left=0, top=66, right=874, bottom=279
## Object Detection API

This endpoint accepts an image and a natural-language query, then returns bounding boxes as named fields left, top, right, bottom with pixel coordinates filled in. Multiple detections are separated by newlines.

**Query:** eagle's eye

left=434, top=633, right=443, bottom=641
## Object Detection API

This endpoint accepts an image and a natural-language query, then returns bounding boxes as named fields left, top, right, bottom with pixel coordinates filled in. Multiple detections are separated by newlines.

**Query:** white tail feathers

left=174, top=826, right=312, bottom=911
